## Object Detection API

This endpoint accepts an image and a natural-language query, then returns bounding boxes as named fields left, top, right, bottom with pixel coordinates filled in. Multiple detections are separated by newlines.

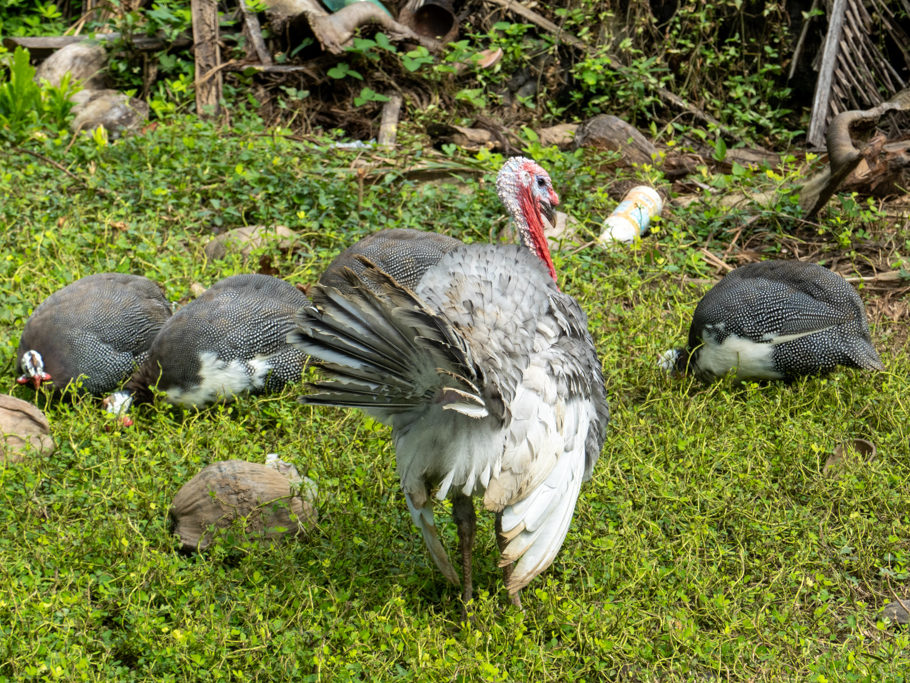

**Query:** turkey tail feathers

left=289, top=258, right=487, bottom=416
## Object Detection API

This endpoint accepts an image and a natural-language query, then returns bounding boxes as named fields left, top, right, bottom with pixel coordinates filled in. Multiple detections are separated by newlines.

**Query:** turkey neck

left=515, top=183, right=558, bottom=283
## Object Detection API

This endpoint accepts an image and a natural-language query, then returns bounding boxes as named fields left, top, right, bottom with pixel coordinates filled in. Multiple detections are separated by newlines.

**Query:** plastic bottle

left=597, top=186, right=663, bottom=245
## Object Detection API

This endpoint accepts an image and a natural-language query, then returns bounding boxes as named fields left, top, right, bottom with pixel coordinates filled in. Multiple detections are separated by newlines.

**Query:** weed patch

left=1, top=123, right=909, bottom=679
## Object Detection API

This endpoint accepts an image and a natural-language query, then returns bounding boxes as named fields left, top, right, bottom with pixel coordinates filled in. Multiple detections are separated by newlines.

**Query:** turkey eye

left=536, top=176, right=546, bottom=187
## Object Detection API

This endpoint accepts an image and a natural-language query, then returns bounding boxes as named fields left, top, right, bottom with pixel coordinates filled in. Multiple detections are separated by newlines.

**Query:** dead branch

left=700, top=248, right=735, bottom=272
left=192, top=0, right=222, bottom=117
left=803, top=87, right=910, bottom=217
left=719, top=88, right=910, bottom=216
left=15, top=145, right=116, bottom=200
left=240, top=0, right=273, bottom=64
left=808, top=0, right=849, bottom=147
left=265, top=0, right=440, bottom=54
left=3, top=33, right=191, bottom=59
left=377, top=94, right=403, bottom=146
left=844, top=271, right=907, bottom=284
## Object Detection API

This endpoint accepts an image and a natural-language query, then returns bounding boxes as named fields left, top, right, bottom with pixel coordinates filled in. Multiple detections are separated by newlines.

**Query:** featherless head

left=496, top=157, right=559, bottom=223
left=16, top=350, right=51, bottom=389
left=496, top=157, right=560, bottom=282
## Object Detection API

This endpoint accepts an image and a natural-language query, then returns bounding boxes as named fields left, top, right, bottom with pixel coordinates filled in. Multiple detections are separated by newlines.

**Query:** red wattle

left=518, top=187, right=558, bottom=284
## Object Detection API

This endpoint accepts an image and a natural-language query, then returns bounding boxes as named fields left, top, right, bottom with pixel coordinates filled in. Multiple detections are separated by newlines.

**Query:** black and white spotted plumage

left=319, top=228, right=462, bottom=293
left=16, top=273, right=172, bottom=394
left=115, top=274, right=309, bottom=408
left=291, top=158, right=609, bottom=604
left=660, top=260, right=884, bottom=382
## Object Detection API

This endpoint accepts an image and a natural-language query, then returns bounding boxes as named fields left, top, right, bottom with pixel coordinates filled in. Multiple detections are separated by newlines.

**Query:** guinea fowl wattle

left=107, top=273, right=309, bottom=414
left=16, top=273, right=172, bottom=394
left=290, top=157, right=609, bottom=608
left=659, top=260, right=884, bottom=382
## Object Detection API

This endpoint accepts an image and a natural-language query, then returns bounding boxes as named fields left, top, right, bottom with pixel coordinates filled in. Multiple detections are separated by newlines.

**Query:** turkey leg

left=452, top=494, right=476, bottom=606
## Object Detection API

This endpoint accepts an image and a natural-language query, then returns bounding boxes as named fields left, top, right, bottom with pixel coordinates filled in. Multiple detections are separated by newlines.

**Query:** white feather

left=165, top=351, right=273, bottom=407
left=694, top=334, right=783, bottom=380
left=498, top=400, right=592, bottom=592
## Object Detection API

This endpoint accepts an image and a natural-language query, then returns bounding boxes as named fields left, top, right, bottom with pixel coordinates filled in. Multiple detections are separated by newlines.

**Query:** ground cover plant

left=1, top=111, right=909, bottom=680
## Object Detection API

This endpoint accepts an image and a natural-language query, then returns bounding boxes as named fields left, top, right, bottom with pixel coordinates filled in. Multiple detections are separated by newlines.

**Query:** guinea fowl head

left=496, top=157, right=560, bottom=282
left=16, top=350, right=52, bottom=389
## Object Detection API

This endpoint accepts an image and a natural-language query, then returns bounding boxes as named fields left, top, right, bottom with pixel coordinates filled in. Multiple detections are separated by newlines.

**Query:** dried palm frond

left=807, top=0, right=910, bottom=147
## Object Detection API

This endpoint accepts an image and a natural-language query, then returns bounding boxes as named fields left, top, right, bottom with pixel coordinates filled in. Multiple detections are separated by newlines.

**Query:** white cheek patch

left=21, top=350, right=45, bottom=377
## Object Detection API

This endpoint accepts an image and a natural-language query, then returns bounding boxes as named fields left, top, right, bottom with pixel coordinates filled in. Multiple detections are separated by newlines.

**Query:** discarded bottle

left=598, top=186, right=663, bottom=245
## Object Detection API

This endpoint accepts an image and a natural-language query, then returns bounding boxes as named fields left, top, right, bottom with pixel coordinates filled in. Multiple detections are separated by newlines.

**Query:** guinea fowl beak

left=103, top=391, right=135, bottom=428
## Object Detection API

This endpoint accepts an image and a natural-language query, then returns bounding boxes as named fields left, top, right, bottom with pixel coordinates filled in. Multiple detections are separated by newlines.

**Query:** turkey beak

left=541, top=200, right=556, bottom=226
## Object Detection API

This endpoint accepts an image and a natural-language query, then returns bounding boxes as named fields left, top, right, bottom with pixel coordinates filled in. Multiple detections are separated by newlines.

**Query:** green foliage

left=619, top=0, right=796, bottom=142
left=326, top=62, right=362, bottom=81
left=0, top=0, right=66, bottom=36
left=401, top=46, right=434, bottom=72
left=1, top=118, right=909, bottom=680
left=353, top=87, right=389, bottom=107
left=0, top=47, right=80, bottom=142
left=101, top=0, right=204, bottom=116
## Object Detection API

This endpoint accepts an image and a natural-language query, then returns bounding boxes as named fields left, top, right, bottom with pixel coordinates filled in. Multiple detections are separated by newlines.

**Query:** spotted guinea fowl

left=106, top=273, right=309, bottom=413
left=290, top=157, right=609, bottom=608
left=659, top=260, right=884, bottom=382
left=318, top=228, right=462, bottom=293
left=16, top=273, right=172, bottom=394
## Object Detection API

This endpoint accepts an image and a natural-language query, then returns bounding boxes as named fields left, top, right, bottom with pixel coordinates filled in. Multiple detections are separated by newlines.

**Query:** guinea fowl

left=106, top=273, right=309, bottom=414
left=318, top=228, right=462, bottom=293
left=659, top=260, right=884, bottom=382
left=16, top=273, right=172, bottom=394
left=290, top=157, right=609, bottom=608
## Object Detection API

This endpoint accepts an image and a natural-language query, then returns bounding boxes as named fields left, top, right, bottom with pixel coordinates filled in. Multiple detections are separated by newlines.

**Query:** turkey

left=16, top=273, right=172, bottom=394
left=659, top=260, right=884, bottom=382
left=290, top=157, right=609, bottom=608
left=106, top=274, right=309, bottom=415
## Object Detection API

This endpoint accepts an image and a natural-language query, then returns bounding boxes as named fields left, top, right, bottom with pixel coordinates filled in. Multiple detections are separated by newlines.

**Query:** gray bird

left=16, top=273, right=172, bottom=394
left=319, top=228, right=462, bottom=294
left=659, top=260, right=884, bottom=382
left=290, top=157, right=609, bottom=608
left=107, top=274, right=309, bottom=414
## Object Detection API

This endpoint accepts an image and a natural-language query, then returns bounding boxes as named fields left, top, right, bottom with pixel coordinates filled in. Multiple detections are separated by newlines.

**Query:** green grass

left=2, top=119, right=909, bottom=681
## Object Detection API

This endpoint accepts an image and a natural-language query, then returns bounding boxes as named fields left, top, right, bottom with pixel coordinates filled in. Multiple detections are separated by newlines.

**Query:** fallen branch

left=223, top=62, right=321, bottom=79
left=700, top=248, right=735, bottom=272
left=377, top=94, right=403, bottom=147
left=239, top=0, right=273, bottom=65
left=15, top=146, right=116, bottom=200
left=265, top=0, right=439, bottom=54
left=2, top=33, right=192, bottom=59
left=718, top=88, right=910, bottom=216
left=803, top=87, right=910, bottom=217
left=843, top=270, right=907, bottom=284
